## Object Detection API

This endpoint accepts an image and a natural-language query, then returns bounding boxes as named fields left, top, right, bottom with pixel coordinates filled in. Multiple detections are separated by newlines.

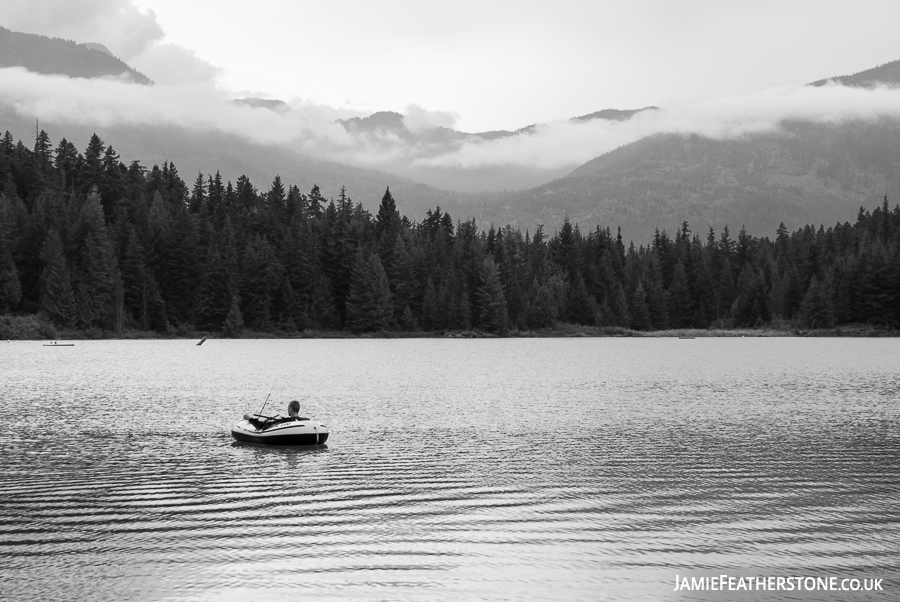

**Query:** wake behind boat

left=231, top=399, right=329, bottom=446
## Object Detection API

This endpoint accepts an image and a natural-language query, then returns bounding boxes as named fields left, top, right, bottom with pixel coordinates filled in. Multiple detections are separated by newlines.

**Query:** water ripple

left=1, top=339, right=899, bottom=601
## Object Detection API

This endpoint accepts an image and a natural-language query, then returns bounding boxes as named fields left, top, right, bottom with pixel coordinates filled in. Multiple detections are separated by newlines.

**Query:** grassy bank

left=0, top=314, right=58, bottom=340
left=1, top=313, right=896, bottom=341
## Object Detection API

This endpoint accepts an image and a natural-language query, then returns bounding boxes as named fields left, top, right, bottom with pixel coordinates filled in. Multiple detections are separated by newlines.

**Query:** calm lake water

left=1, top=338, right=898, bottom=601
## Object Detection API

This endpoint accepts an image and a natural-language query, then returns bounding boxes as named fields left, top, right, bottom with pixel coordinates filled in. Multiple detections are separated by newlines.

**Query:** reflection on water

left=1, top=338, right=899, bottom=601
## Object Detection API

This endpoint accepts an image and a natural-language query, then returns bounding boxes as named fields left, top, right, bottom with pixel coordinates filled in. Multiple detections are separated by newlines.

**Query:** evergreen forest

left=1, top=130, right=899, bottom=337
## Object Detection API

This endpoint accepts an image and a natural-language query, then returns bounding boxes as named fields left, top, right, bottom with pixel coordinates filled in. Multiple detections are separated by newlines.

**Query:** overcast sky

left=2, top=0, right=899, bottom=133
left=130, top=0, right=900, bottom=132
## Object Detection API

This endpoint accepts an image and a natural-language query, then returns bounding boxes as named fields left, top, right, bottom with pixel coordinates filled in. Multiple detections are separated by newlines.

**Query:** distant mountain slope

left=809, top=59, right=900, bottom=88
left=0, top=27, right=152, bottom=83
left=0, top=101, right=478, bottom=221
left=337, top=106, right=656, bottom=140
left=484, top=119, right=900, bottom=241
left=471, top=60, right=900, bottom=240
left=80, top=43, right=114, bottom=57
left=572, top=107, right=657, bottom=122
left=231, top=97, right=296, bottom=115
left=333, top=106, right=655, bottom=192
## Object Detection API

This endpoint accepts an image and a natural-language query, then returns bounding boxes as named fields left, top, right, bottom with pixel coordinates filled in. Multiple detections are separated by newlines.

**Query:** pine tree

left=345, top=252, right=393, bottom=332
left=270, top=275, right=298, bottom=332
left=0, top=233, right=21, bottom=312
left=399, top=304, right=419, bottom=331
left=609, top=283, right=630, bottom=328
left=79, top=133, right=105, bottom=195
left=798, top=275, right=835, bottom=329
left=476, top=258, right=508, bottom=333
left=189, top=172, right=206, bottom=213
left=161, top=207, right=200, bottom=325
left=39, top=229, right=76, bottom=327
left=630, top=282, right=652, bottom=331
left=375, top=186, right=400, bottom=273
left=525, top=284, right=557, bottom=329
left=644, top=256, right=669, bottom=329
left=33, top=129, right=52, bottom=173
left=73, top=232, right=114, bottom=329
left=375, top=186, right=399, bottom=237
left=731, top=264, right=771, bottom=327
left=267, top=175, right=286, bottom=208
left=552, top=215, right=581, bottom=279
left=667, top=261, right=693, bottom=328
left=195, top=242, right=232, bottom=331
left=207, top=171, right=224, bottom=220
left=566, top=274, right=595, bottom=325
left=53, top=138, right=80, bottom=194
left=420, top=277, right=441, bottom=331
left=240, top=235, right=279, bottom=331
left=307, top=184, right=325, bottom=218
left=222, top=292, right=244, bottom=336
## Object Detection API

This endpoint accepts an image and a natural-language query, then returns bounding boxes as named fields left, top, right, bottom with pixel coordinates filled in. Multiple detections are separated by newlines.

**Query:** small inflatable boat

left=231, top=414, right=330, bottom=446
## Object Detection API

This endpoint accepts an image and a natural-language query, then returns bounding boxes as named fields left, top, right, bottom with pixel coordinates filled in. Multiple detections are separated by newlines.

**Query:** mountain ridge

left=5, top=28, right=900, bottom=240
left=809, top=59, right=900, bottom=88
left=0, top=26, right=152, bottom=84
left=0, top=101, right=478, bottom=221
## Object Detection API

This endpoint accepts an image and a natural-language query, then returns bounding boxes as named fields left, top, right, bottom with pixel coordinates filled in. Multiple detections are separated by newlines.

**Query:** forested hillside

left=0, top=27, right=151, bottom=83
left=1, top=129, right=898, bottom=336
left=809, top=59, right=900, bottom=88
left=491, top=119, right=900, bottom=241
left=0, top=103, right=475, bottom=222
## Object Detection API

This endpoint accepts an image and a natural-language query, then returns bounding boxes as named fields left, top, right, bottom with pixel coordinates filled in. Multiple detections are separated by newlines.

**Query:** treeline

left=0, top=130, right=899, bottom=335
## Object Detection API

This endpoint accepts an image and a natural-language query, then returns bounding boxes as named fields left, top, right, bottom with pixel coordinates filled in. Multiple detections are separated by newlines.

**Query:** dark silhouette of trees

left=1, top=129, right=899, bottom=336
left=345, top=251, right=393, bottom=332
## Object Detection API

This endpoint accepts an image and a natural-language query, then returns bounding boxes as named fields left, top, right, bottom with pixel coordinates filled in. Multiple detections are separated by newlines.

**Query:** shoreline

left=2, top=314, right=897, bottom=341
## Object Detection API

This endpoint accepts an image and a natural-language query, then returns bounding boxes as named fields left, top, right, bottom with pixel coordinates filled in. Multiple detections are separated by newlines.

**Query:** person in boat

left=287, top=400, right=300, bottom=418
left=287, top=400, right=310, bottom=421
left=243, top=400, right=305, bottom=431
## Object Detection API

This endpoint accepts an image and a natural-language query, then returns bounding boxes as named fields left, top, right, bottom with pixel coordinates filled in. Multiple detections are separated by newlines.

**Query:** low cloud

left=402, top=104, right=459, bottom=132
left=0, top=67, right=352, bottom=150
left=415, top=83, right=900, bottom=171
left=283, top=100, right=369, bottom=124
left=2, top=0, right=220, bottom=88
left=4, top=64, right=900, bottom=190
left=129, top=43, right=222, bottom=86
left=1, top=0, right=163, bottom=60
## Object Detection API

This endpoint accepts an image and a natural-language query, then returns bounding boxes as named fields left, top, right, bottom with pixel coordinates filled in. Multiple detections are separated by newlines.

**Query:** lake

left=1, top=338, right=898, bottom=601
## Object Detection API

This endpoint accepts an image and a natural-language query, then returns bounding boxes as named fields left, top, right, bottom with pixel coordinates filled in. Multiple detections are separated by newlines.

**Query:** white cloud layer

left=1, top=0, right=221, bottom=86
left=3, top=65, right=900, bottom=186
left=414, top=83, right=900, bottom=170
left=402, top=104, right=459, bottom=132
left=1, top=0, right=163, bottom=59
left=128, top=43, right=222, bottom=85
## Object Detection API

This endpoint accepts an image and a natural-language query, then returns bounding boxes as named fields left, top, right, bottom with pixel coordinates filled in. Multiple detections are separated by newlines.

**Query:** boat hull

left=231, top=419, right=329, bottom=446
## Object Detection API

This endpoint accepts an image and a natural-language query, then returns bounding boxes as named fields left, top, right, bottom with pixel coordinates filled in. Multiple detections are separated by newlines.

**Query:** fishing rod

left=255, top=377, right=279, bottom=419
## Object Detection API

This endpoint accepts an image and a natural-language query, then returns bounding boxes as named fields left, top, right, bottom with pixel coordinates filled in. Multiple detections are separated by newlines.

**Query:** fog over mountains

left=486, top=61, right=900, bottom=239
left=3, top=25, right=900, bottom=241
left=0, top=26, right=151, bottom=83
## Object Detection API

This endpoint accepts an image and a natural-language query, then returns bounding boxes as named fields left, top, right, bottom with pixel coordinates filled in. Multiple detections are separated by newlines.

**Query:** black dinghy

left=231, top=414, right=329, bottom=445
left=232, top=399, right=329, bottom=445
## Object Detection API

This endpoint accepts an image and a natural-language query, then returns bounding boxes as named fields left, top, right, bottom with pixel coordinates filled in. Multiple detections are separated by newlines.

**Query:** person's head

left=287, top=400, right=300, bottom=417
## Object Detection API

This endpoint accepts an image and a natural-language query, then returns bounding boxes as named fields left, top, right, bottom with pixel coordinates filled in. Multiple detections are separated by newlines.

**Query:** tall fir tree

left=345, top=252, right=394, bottom=332
left=476, top=257, right=508, bottom=333
left=39, top=228, right=76, bottom=327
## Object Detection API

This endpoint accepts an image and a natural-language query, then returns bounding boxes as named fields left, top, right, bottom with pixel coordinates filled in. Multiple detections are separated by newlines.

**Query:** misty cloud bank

left=413, top=83, right=900, bottom=171
left=4, top=0, right=900, bottom=190
left=4, top=66, right=900, bottom=180
left=0, top=0, right=220, bottom=85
